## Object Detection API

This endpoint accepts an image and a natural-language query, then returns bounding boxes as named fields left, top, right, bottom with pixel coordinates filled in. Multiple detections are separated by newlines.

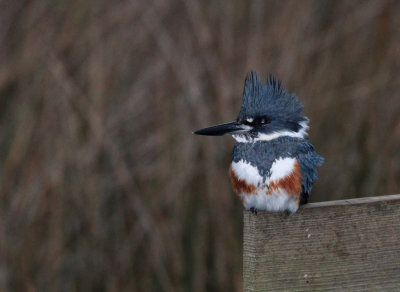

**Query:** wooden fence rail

left=243, top=194, right=400, bottom=291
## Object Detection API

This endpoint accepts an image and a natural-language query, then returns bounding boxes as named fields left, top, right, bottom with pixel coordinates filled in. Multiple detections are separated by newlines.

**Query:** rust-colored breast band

left=269, top=161, right=302, bottom=199
left=229, top=167, right=257, bottom=195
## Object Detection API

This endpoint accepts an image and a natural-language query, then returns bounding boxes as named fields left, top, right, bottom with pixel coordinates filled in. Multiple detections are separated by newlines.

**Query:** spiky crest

left=238, top=72, right=306, bottom=123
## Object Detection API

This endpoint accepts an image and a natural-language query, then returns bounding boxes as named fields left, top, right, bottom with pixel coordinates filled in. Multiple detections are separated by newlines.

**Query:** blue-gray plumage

left=194, top=71, right=324, bottom=213
left=238, top=73, right=308, bottom=138
left=232, top=136, right=323, bottom=204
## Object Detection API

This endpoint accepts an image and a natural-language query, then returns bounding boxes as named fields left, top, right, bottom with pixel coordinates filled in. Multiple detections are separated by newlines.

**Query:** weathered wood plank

left=243, top=195, right=400, bottom=291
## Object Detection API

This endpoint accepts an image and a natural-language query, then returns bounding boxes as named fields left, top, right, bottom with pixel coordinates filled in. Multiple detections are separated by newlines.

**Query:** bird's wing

left=296, top=140, right=324, bottom=204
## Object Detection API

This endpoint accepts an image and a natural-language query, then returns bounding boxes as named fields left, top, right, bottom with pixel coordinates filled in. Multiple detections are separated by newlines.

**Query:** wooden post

left=243, top=195, right=400, bottom=291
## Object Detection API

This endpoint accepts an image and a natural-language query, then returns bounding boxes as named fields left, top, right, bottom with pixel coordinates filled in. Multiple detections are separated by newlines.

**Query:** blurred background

left=0, top=0, right=399, bottom=291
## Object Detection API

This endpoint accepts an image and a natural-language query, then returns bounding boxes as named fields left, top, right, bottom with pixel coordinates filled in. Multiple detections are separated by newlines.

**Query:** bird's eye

left=257, top=116, right=269, bottom=125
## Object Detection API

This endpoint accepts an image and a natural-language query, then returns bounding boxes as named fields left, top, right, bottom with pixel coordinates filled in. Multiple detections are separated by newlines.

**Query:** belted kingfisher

left=194, top=72, right=323, bottom=213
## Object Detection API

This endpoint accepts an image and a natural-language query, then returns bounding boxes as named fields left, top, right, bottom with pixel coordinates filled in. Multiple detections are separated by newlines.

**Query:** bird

left=194, top=72, right=324, bottom=214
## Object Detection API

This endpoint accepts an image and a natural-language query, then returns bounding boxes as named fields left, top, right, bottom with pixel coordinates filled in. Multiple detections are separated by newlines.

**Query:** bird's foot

left=250, top=207, right=258, bottom=215
left=284, top=210, right=292, bottom=217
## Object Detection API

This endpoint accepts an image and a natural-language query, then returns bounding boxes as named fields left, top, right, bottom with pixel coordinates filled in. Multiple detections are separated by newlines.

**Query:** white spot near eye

left=246, top=118, right=254, bottom=123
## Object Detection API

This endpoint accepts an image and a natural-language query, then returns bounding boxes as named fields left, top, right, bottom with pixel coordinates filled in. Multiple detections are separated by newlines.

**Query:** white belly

left=231, top=157, right=300, bottom=213
left=240, top=189, right=299, bottom=213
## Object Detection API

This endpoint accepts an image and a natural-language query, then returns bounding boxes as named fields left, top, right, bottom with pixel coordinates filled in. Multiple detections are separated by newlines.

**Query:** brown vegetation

left=0, top=0, right=399, bottom=291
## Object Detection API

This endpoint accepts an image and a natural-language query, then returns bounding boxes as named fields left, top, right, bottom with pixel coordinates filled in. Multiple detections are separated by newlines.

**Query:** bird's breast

left=229, top=157, right=302, bottom=212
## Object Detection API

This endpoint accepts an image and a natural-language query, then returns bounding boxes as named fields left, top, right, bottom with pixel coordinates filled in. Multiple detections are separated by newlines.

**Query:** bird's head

left=194, top=72, right=309, bottom=142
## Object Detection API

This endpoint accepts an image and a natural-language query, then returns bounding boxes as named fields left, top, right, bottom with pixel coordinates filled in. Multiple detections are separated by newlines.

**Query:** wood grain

left=243, top=195, right=400, bottom=291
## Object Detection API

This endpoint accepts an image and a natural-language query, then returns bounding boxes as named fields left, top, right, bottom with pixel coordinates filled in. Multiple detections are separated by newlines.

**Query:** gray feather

left=238, top=72, right=307, bottom=124
left=232, top=136, right=324, bottom=195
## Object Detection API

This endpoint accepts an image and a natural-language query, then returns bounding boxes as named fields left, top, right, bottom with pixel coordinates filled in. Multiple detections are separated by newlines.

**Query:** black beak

left=193, top=121, right=251, bottom=136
